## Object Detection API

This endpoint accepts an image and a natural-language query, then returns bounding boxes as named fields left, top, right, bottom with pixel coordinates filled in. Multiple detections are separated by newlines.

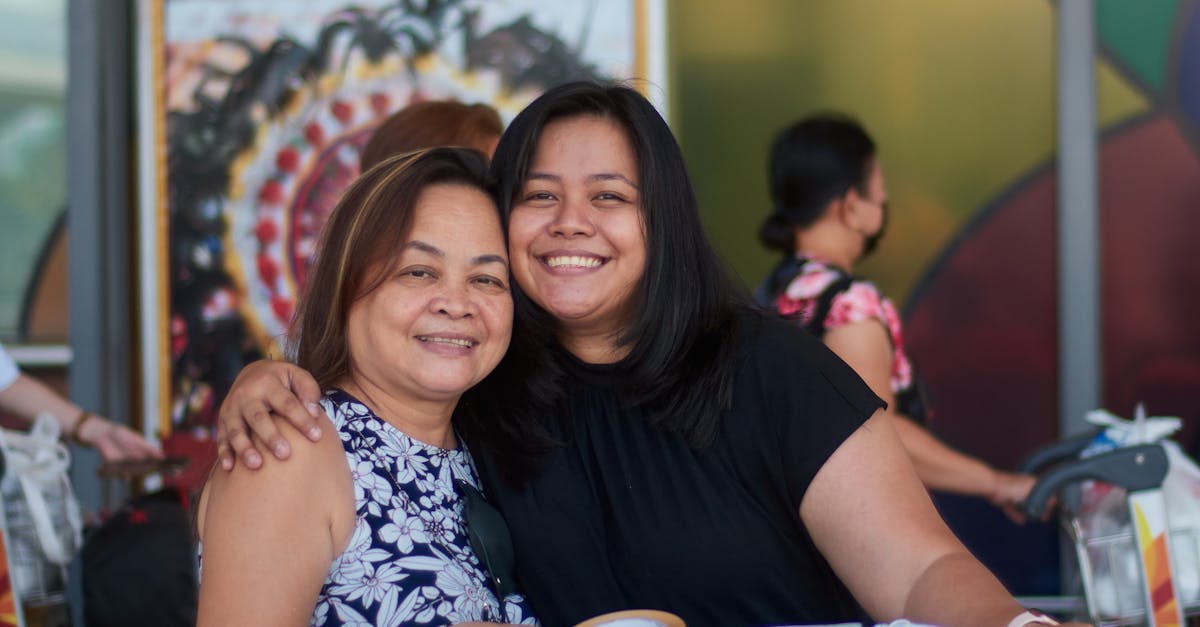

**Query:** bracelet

left=69, top=410, right=95, bottom=444
left=1006, top=609, right=1059, bottom=627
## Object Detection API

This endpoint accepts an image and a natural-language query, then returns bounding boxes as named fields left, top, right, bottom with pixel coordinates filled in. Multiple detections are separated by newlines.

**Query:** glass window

left=0, top=0, right=67, bottom=343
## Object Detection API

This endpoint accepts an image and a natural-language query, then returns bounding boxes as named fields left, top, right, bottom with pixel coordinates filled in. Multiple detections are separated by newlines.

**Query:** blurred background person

left=359, top=99, right=504, bottom=170
left=0, top=341, right=162, bottom=462
left=755, top=114, right=1037, bottom=519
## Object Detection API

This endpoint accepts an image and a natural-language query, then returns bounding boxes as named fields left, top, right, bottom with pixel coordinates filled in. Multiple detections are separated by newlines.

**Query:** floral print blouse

left=770, top=256, right=915, bottom=397
left=312, top=388, right=538, bottom=626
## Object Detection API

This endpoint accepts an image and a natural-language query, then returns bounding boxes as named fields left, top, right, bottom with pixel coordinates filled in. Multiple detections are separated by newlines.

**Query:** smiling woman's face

left=506, top=115, right=647, bottom=348
left=344, top=183, right=512, bottom=404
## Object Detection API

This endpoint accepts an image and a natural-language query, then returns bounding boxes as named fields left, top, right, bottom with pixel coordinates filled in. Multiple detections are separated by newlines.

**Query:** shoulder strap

left=804, top=273, right=855, bottom=339
left=753, top=257, right=807, bottom=308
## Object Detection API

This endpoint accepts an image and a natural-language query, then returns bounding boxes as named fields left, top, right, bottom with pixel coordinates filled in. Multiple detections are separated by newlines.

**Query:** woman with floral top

left=196, top=147, right=537, bottom=626
left=755, top=113, right=1036, bottom=518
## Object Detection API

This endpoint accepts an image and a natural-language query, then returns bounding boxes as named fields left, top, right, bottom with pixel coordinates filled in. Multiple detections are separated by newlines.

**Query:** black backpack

left=81, top=488, right=197, bottom=626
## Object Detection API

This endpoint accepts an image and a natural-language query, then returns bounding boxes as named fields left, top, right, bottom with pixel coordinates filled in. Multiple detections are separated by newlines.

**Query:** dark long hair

left=460, top=81, right=748, bottom=483
left=758, top=114, right=876, bottom=255
left=290, top=147, right=494, bottom=388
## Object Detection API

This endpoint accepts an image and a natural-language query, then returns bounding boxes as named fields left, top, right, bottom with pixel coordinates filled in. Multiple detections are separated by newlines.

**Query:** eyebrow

left=401, top=240, right=508, bottom=268
left=526, top=172, right=639, bottom=188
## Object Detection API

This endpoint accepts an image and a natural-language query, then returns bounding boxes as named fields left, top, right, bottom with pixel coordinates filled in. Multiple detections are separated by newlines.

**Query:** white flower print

left=328, top=560, right=407, bottom=608
left=419, top=508, right=460, bottom=547
left=378, top=508, right=429, bottom=553
left=311, top=389, right=539, bottom=626
left=437, top=558, right=492, bottom=620
left=348, top=458, right=393, bottom=505
left=505, top=595, right=540, bottom=625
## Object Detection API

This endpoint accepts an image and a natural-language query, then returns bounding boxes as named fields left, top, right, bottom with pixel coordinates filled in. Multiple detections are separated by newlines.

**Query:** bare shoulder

left=198, top=410, right=350, bottom=536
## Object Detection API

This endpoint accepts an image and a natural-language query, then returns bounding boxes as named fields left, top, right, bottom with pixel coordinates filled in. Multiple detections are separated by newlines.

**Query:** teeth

left=546, top=255, right=602, bottom=268
left=419, top=337, right=473, bottom=348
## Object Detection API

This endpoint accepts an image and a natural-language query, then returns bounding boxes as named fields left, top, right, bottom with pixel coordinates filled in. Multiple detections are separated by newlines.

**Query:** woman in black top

left=214, top=83, right=1074, bottom=627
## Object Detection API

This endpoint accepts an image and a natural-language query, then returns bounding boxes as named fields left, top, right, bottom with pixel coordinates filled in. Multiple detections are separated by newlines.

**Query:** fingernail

left=247, top=452, right=261, bottom=467
left=274, top=442, right=289, bottom=457
left=222, top=457, right=233, bottom=471
left=308, top=426, right=322, bottom=440
left=306, top=402, right=321, bottom=417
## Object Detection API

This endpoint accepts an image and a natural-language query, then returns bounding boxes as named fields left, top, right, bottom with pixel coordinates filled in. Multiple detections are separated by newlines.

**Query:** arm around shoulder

left=197, top=412, right=353, bottom=626
left=216, top=359, right=327, bottom=470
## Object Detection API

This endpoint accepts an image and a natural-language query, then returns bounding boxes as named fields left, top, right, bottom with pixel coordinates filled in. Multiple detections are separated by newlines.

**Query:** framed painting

left=134, top=0, right=666, bottom=474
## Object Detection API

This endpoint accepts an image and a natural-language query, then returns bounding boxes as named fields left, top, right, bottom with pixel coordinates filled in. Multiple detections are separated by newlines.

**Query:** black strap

left=803, top=274, right=855, bottom=339
left=753, top=257, right=807, bottom=308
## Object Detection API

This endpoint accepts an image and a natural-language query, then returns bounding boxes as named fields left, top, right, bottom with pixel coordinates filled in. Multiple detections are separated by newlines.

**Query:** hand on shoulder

left=216, top=359, right=326, bottom=471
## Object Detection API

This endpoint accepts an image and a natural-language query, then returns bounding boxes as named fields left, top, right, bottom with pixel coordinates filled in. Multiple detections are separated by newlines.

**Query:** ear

left=834, top=188, right=864, bottom=228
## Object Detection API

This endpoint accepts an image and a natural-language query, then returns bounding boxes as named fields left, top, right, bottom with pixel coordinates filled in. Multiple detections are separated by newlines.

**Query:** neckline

left=793, top=253, right=850, bottom=275
left=326, top=387, right=467, bottom=456
left=556, top=344, right=627, bottom=389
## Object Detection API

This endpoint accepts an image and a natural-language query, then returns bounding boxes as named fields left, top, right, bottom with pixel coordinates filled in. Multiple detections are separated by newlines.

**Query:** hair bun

left=757, top=212, right=795, bottom=255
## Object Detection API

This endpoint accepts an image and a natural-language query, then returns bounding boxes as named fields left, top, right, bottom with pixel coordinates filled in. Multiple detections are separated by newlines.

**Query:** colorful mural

left=905, top=0, right=1200, bottom=460
left=139, top=0, right=647, bottom=462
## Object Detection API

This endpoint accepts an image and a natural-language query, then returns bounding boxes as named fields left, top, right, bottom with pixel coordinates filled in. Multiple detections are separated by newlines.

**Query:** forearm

left=903, top=551, right=1025, bottom=627
left=888, top=412, right=997, bottom=497
left=0, top=373, right=163, bottom=461
left=0, top=374, right=85, bottom=432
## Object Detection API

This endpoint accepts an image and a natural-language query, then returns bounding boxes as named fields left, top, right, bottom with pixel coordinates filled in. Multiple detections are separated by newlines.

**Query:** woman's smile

left=541, top=251, right=609, bottom=271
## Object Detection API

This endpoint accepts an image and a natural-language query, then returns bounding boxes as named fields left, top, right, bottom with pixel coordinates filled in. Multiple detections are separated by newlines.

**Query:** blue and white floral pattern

left=313, top=388, right=538, bottom=626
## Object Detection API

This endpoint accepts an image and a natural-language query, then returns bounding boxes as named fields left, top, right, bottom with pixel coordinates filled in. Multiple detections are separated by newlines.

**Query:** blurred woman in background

left=755, top=113, right=1036, bottom=518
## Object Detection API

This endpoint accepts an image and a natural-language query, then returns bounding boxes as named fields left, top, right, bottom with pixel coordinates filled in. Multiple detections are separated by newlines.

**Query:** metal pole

left=1056, top=0, right=1101, bottom=606
left=67, top=0, right=134, bottom=511
left=1057, top=0, right=1101, bottom=438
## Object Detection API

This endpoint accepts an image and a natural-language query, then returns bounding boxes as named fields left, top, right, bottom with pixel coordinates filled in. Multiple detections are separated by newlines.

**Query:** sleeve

left=747, top=318, right=885, bottom=507
left=823, top=279, right=888, bottom=332
left=0, top=342, right=18, bottom=392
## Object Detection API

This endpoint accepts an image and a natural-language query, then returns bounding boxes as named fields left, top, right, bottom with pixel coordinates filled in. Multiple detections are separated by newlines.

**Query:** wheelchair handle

left=1023, top=443, right=1168, bottom=519
left=1017, top=428, right=1103, bottom=474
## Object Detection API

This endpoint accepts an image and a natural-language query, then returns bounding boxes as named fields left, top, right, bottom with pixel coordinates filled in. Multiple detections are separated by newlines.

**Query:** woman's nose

left=430, top=283, right=478, bottom=318
left=548, top=197, right=594, bottom=237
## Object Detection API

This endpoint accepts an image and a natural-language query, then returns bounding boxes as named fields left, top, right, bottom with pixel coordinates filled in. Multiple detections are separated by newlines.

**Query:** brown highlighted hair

left=291, top=147, right=494, bottom=389
left=359, top=100, right=503, bottom=170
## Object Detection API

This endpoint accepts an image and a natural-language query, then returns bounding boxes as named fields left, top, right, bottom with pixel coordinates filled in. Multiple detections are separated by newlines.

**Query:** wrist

left=67, top=409, right=92, bottom=444
left=69, top=410, right=105, bottom=446
left=979, top=463, right=1002, bottom=502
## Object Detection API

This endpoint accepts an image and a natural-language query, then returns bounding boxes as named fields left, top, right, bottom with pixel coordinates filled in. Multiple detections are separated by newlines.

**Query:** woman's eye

left=473, top=275, right=508, bottom=289
left=594, top=192, right=625, bottom=202
left=523, top=191, right=555, bottom=202
left=402, top=268, right=435, bottom=279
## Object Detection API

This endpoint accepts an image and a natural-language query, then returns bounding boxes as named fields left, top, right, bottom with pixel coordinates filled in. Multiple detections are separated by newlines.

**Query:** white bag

left=1076, top=406, right=1200, bottom=616
left=0, top=412, right=84, bottom=598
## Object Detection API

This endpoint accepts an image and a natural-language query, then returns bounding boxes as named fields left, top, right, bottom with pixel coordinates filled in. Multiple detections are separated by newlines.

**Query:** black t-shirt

left=476, top=314, right=884, bottom=627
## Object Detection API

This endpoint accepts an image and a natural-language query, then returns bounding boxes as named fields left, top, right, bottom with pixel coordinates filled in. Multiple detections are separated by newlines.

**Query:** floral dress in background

left=758, top=255, right=928, bottom=422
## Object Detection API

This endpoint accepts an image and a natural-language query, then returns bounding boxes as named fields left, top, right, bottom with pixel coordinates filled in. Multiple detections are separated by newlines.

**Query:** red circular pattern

left=331, top=100, right=354, bottom=124
left=304, top=122, right=325, bottom=147
left=247, top=90, right=396, bottom=329
left=258, top=179, right=283, bottom=205
left=276, top=146, right=300, bottom=173
left=254, top=218, right=278, bottom=244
